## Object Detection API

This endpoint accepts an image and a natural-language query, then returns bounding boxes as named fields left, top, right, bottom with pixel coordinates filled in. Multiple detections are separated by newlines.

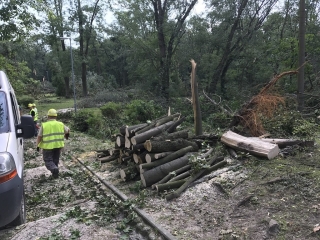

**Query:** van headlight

left=0, top=153, right=17, bottom=183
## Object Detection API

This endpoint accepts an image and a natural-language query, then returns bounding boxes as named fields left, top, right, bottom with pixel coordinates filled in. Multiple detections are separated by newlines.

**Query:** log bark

left=165, top=155, right=223, bottom=201
left=221, top=130, right=280, bottom=159
left=152, top=130, right=189, bottom=141
left=100, top=154, right=119, bottom=163
left=134, top=114, right=178, bottom=135
left=140, top=152, right=189, bottom=187
left=144, top=138, right=198, bottom=153
left=166, top=116, right=186, bottom=133
left=116, top=135, right=125, bottom=148
left=155, top=113, right=181, bottom=127
left=131, top=121, right=174, bottom=145
left=133, top=151, right=147, bottom=164
left=152, top=164, right=191, bottom=188
left=119, top=125, right=127, bottom=136
left=131, top=143, right=145, bottom=151
left=120, top=166, right=139, bottom=182
left=145, top=152, right=173, bottom=163
left=191, top=59, right=203, bottom=135
left=249, top=137, right=303, bottom=149
left=140, top=146, right=195, bottom=172
left=125, top=123, right=148, bottom=137
left=155, top=180, right=186, bottom=192
left=140, top=152, right=192, bottom=187
left=168, top=170, right=192, bottom=182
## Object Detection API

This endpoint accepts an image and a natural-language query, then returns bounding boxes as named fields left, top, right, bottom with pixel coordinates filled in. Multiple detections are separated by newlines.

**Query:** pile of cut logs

left=96, top=113, right=311, bottom=200
left=96, top=113, right=225, bottom=200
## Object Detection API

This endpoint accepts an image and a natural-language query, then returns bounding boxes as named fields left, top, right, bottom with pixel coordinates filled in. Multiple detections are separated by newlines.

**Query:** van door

left=9, top=92, right=24, bottom=178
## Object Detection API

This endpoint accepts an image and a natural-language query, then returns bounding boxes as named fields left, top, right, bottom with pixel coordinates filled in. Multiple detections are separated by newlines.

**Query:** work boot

left=52, top=168, right=59, bottom=179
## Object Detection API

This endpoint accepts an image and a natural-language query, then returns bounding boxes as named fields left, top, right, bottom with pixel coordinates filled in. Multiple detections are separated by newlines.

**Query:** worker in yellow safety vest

left=28, top=103, right=38, bottom=136
left=36, top=109, right=70, bottom=178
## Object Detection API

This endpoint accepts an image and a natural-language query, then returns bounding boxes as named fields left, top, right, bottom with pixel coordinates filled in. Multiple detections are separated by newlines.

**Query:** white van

left=0, top=71, right=34, bottom=227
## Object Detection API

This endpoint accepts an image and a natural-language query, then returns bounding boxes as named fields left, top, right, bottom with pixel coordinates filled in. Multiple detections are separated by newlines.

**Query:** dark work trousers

left=42, top=148, right=61, bottom=173
left=34, top=121, right=38, bottom=137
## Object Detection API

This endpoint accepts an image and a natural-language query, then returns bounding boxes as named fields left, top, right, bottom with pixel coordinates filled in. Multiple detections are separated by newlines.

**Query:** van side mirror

left=16, top=115, right=35, bottom=139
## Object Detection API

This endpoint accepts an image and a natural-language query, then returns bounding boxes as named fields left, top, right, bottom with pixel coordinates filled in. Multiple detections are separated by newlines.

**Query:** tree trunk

left=152, top=130, right=188, bottom=141
left=166, top=116, right=186, bottom=133
left=221, top=130, right=280, bottom=159
left=131, top=121, right=174, bottom=145
left=133, top=151, right=147, bottom=164
left=140, top=152, right=192, bottom=187
left=144, top=138, right=198, bottom=153
left=131, top=143, right=145, bottom=151
left=145, top=152, right=173, bottom=163
left=249, top=137, right=303, bottom=149
left=125, top=123, right=148, bottom=137
left=100, top=154, right=119, bottom=163
left=125, top=136, right=132, bottom=149
left=190, top=59, right=202, bottom=135
left=156, top=180, right=186, bottom=192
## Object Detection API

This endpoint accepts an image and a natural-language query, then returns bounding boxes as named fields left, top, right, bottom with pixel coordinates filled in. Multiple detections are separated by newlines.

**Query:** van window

left=0, top=91, right=9, bottom=133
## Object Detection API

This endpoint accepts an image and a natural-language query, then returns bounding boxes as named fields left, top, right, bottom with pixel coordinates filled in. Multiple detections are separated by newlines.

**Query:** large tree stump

left=221, top=130, right=280, bottom=159
left=140, top=153, right=192, bottom=187
left=144, top=138, right=198, bottom=153
left=131, top=121, right=174, bottom=145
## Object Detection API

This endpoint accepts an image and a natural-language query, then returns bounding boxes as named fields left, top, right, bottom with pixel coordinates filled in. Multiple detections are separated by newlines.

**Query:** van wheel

left=11, top=189, right=26, bottom=226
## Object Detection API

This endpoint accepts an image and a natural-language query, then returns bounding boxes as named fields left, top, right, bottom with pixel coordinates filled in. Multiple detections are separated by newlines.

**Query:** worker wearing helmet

left=28, top=103, right=38, bottom=136
left=36, top=109, right=70, bottom=178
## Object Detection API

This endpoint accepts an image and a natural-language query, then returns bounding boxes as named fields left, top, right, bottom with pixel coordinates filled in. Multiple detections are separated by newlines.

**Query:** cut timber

left=119, top=125, right=127, bottom=136
left=100, top=154, right=119, bottom=163
left=131, top=143, right=145, bottom=151
left=116, top=135, right=125, bottom=148
left=156, top=180, right=186, bottom=192
left=120, top=166, right=139, bottom=182
left=155, top=113, right=181, bottom=127
left=140, top=153, right=192, bottom=187
left=133, top=151, right=147, bottom=164
left=249, top=137, right=303, bottom=149
left=145, top=152, right=173, bottom=163
left=144, top=138, right=198, bottom=153
left=125, top=123, right=148, bottom=137
left=221, top=130, right=280, bottom=159
left=152, top=130, right=189, bottom=141
left=152, top=164, right=191, bottom=188
left=140, top=146, right=196, bottom=172
left=167, top=116, right=186, bottom=133
left=131, top=121, right=174, bottom=145
left=125, top=136, right=131, bottom=149
left=165, top=156, right=225, bottom=201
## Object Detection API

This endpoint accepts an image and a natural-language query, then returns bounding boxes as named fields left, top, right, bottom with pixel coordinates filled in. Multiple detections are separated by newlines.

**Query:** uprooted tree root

left=233, top=70, right=298, bottom=136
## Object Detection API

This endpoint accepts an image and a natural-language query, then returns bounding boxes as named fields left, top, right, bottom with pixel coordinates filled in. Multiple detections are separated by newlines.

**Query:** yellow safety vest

left=38, top=120, right=65, bottom=149
left=30, top=109, right=38, bottom=121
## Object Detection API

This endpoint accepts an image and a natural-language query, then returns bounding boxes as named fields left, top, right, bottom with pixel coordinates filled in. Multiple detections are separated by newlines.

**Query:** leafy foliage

left=124, top=100, right=162, bottom=123
left=72, top=109, right=95, bottom=132
left=100, top=102, right=122, bottom=118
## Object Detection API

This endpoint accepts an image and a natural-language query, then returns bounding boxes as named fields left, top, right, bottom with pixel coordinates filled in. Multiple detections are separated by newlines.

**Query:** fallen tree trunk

left=140, top=152, right=193, bottom=187
left=152, top=130, right=189, bottom=141
left=221, top=130, right=280, bottom=159
left=155, top=180, right=186, bottom=192
left=144, top=138, right=198, bottom=153
left=145, top=152, right=173, bottom=163
left=125, top=123, right=148, bottom=137
left=131, top=121, right=174, bottom=145
left=155, top=113, right=181, bottom=127
left=165, top=155, right=224, bottom=201
left=140, top=146, right=195, bottom=172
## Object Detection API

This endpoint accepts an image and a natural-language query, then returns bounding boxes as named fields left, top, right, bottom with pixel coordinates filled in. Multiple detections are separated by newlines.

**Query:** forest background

left=1, top=0, right=320, bottom=140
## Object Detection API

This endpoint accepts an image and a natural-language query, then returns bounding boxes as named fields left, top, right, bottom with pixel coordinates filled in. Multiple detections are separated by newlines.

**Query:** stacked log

left=95, top=113, right=229, bottom=201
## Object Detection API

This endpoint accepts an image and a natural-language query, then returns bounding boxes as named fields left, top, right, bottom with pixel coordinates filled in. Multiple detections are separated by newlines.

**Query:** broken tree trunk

left=131, top=121, right=174, bottom=145
left=152, top=130, right=189, bottom=141
left=140, top=152, right=193, bottom=187
left=140, top=146, right=196, bottom=172
left=144, top=138, right=198, bottom=153
left=221, top=130, right=280, bottom=159
left=145, top=152, right=173, bottom=163
left=165, top=155, right=223, bottom=201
